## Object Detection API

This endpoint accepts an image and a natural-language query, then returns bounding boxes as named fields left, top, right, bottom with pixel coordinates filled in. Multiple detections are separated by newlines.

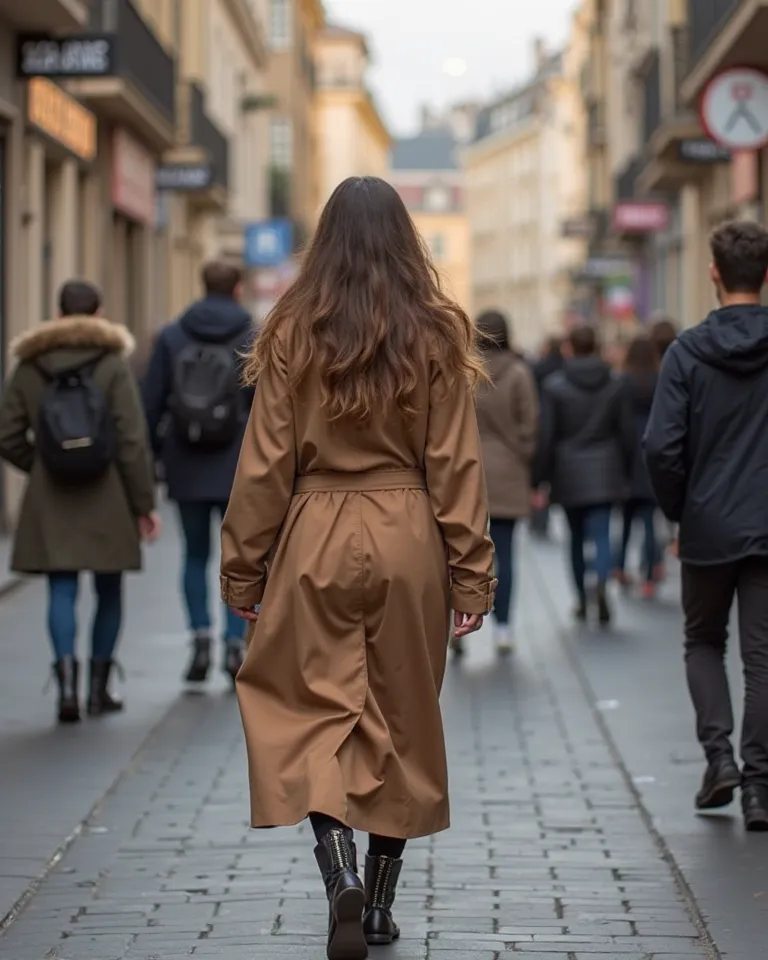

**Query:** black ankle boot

left=363, top=854, right=402, bottom=945
left=54, top=656, right=80, bottom=724
left=314, top=827, right=367, bottom=960
left=185, top=635, right=211, bottom=683
left=742, top=784, right=768, bottom=832
left=87, top=660, right=124, bottom=716
left=596, top=582, right=612, bottom=627
left=223, top=644, right=243, bottom=690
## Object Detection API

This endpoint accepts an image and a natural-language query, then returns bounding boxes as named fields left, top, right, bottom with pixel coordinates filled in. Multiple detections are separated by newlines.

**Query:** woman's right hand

left=231, top=606, right=260, bottom=623
left=453, top=610, right=484, bottom=638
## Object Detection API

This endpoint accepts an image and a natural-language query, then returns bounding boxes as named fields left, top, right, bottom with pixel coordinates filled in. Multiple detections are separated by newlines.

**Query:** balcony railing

left=89, top=0, right=175, bottom=124
left=687, top=0, right=741, bottom=68
left=190, top=83, right=230, bottom=189
left=642, top=49, right=661, bottom=143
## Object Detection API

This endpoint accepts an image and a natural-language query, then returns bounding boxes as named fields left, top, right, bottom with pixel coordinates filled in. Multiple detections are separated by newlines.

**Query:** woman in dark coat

left=613, top=334, right=661, bottom=596
left=0, top=281, right=158, bottom=724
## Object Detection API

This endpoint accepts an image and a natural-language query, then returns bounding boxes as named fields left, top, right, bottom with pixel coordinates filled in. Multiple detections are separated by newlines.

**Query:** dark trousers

left=489, top=517, right=516, bottom=625
left=682, top=559, right=768, bottom=786
left=617, top=498, right=659, bottom=581
left=565, top=505, right=612, bottom=598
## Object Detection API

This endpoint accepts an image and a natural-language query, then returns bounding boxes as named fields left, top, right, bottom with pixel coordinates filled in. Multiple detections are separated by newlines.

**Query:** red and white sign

left=700, top=67, right=768, bottom=151
left=612, top=201, right=669, bottom=234
left=111, top=128, right=155, bottom=224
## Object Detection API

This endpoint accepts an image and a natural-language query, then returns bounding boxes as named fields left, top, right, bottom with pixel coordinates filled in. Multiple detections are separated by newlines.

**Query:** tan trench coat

left=220, top=336, right=496, bottom=839
left=475, top=350, right=539, bottom=519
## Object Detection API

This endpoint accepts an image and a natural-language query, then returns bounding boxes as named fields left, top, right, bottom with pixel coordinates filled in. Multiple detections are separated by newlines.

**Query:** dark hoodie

left=645, top=305, right=768, bottom=564
left=535, top=355, right=634, bottom=509
left=142, top=295, right=254, bottom=502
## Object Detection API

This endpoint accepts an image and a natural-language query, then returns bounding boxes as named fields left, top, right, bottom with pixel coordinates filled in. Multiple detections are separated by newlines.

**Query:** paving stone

left=0, top=540, right=714, bottom=958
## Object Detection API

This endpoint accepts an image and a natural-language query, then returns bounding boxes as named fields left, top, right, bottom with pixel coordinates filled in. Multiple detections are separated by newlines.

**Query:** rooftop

left=390, top=128, right=459, bottom=171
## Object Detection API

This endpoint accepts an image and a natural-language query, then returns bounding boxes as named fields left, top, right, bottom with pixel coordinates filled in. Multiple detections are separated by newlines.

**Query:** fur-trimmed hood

left=11, top=316, right=135, bottom=362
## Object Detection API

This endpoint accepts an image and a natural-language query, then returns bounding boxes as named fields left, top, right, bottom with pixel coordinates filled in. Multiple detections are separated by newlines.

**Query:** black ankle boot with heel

left=87, top=660, right=124, bottom=716
left=363, top=854, right=402, bottom=945
left=314, top=827, right=367, bottom=960
left=54, top=656, right=80, bottom=724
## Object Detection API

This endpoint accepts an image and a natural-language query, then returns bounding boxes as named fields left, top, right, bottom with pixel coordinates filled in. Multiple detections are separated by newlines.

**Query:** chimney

left=533, top=37, right=547, bottom=71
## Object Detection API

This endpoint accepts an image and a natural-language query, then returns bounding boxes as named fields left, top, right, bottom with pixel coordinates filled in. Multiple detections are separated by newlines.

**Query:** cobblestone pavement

left=0, top=527, right=722, bottom=960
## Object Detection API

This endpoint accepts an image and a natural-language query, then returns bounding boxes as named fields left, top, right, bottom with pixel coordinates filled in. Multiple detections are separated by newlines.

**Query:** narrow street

left=0, top=522, right=765, bottom=960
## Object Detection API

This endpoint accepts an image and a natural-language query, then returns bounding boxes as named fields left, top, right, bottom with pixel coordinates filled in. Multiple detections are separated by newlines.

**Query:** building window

left=269, top=0, right=291, bottom=49
left=270, top=117, right=293, bottom=168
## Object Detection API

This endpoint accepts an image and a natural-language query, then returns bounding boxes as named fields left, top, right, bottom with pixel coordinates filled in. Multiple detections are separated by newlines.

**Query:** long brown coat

left=220, top=336, right=496, bottom=839
left=475, top=350, right=539, bottom=519
left=0, top=316, right=155, bottom=573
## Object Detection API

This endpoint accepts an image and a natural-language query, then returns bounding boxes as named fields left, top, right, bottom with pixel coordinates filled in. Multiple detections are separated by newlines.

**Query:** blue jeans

left=490, top=518, right=516, bottom=625
left=47, top=572, right=123, bottom=661
left=177, top=501, right=245, bottom=644
left=617, top=499, right=659, bottom=581
left=565, top=505, right=612, bottom=599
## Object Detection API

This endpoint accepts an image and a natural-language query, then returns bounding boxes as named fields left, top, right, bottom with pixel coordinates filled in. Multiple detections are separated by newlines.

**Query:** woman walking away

left=470, top=310, right=538, bottom=656
left=613, top=335, right=661, bottom=597
left=220, top=176, right=496, bottom=960
left=0, top=280, right=160, bottom=724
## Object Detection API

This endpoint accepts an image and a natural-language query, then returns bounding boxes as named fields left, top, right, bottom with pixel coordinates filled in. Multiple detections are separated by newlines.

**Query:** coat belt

left=294, top=469, right=426, bottom=494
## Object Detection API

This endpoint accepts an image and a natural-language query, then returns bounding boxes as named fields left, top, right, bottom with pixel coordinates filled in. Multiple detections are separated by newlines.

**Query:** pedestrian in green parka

left=0, top=279, right=160, bottom=725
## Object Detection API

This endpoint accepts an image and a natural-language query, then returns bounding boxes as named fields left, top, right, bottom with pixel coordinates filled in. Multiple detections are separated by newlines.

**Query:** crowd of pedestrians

left=1, top=187, right=767, bottom=958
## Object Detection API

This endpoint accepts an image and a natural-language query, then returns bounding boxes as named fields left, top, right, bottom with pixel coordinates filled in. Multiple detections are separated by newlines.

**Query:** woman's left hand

left=231, top=606, right=260, bottom=622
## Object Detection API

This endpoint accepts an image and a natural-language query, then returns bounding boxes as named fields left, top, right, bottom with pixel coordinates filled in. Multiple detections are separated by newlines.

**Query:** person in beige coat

left=471, top=310, right=539, bottom=655
left=220, top=176, right=496, bottom=960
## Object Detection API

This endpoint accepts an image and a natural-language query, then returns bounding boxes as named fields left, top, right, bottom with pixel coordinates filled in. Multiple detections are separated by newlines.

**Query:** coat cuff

left=450, top=578, right=498, bottom=615
left=220, top=575, right=265, bottom=609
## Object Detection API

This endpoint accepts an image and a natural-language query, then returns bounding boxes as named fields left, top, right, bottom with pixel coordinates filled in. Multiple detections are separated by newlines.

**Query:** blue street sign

left=244, top=219, right=293, bottom=268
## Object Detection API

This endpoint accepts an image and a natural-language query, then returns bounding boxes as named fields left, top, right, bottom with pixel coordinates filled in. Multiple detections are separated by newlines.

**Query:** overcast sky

left=326, top=0, right=578, bottom=135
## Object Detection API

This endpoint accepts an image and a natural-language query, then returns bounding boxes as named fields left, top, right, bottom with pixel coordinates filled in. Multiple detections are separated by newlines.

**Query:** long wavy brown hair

left=243, top=176, right=485, bottom=420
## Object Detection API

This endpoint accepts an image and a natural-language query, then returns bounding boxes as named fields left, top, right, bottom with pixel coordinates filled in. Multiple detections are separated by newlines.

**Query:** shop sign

left=700, top=67, right=768, bottom=151
left=156, top=164, right=214, bottom=191
left=678, top=138, right=731, bottom=163
left=111, top=128, right=155, bottom=225
left=612, top=201, right=669, bottom=234
left=27, top=77, right=96, bottom=162
left=579, top=256, right=634, bottom=279
left=17, top=34, right=114, bottom=78
left=604, top=281, right=635, bottom=321
left=244, top=219, right=293, bottom=268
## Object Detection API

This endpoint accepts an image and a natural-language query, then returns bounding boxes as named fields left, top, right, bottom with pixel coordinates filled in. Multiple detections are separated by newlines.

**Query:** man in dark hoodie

left=536, top=325, right=634, bottom=625
left=645, top=220, right=768, bottom=831
left=143, top=262, right=254, bottom=687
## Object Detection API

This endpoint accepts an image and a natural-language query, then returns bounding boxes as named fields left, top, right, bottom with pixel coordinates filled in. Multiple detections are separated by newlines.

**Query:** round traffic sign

left=700, top=67, right=768, bottom=151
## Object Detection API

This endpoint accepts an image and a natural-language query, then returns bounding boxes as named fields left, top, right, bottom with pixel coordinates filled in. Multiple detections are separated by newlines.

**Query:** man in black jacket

left=530, top=336, right=563, bottom=538
left=536, top=325, right=634, bottom=625
left=143, top=262, right=254, bottom=688
left=645, top=220, right=768, bottom=830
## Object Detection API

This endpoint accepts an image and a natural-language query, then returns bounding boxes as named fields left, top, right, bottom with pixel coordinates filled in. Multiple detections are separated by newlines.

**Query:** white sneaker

left=494, top=625, right=514, bottom=656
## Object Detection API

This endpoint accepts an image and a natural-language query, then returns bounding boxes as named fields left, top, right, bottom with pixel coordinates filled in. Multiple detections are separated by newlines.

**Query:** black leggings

left=309, top=812, right=407, bottom=859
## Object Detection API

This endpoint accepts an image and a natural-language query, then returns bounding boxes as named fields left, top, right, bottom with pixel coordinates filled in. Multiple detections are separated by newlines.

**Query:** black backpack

left=169, top=334, right=244, bottom=446
left=35, top=352, right=117, bottom=484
